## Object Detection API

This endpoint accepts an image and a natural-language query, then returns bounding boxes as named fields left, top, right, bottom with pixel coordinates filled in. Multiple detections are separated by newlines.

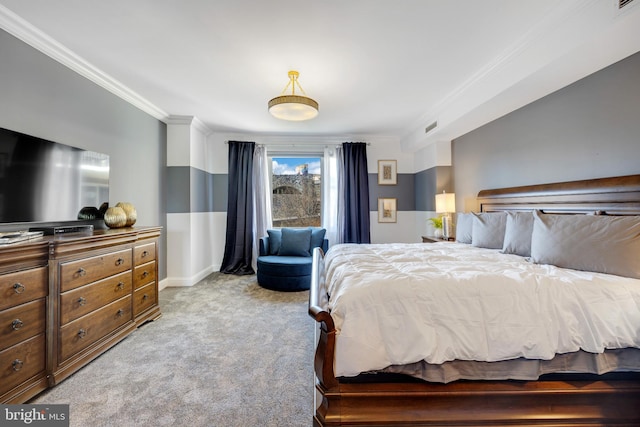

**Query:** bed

left=308, top=174, right=640, bottom=426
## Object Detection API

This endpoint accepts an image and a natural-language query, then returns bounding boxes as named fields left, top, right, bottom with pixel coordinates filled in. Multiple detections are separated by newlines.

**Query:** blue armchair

left=257, top=227, right=329, bottom=291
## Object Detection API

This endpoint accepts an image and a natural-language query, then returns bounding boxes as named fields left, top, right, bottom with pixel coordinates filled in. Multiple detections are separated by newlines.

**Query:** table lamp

left=435, top=191, right=456, bottom=240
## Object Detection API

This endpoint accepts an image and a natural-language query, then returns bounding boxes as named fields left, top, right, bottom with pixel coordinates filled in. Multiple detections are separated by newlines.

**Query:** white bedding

left=325, top=242, right=640, bottom=378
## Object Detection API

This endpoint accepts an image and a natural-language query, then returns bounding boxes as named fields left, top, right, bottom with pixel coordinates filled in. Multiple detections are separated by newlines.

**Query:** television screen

left=0, top=127, right=109, bottom=224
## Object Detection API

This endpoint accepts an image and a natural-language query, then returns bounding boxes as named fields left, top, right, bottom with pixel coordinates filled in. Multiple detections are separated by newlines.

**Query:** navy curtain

left=341, top=142, right=371, bottom=243
left=220, top=141, right=255, bottom=275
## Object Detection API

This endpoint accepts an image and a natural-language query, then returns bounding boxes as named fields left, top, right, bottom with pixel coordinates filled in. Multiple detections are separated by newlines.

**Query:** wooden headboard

left=477, top=174, right=640, bottom=215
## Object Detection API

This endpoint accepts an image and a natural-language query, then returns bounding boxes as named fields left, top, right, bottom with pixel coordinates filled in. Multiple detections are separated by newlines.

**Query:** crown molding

left=166, top=115, right=213, bottom=136
left=165, top=116, right=196, bottom=126
left=0, top=5, right=169, bottom=122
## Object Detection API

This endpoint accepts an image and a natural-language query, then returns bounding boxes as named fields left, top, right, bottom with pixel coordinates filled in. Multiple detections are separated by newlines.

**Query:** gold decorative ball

left=116, top=202, right=137, bottom=227
left=104, top=206, right=127, bottom=228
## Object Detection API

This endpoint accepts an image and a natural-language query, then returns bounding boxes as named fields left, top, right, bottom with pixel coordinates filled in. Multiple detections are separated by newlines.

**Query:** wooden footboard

left=309, top=249, right=640, bottom=427
left=309, top=248, right=339, bottom=391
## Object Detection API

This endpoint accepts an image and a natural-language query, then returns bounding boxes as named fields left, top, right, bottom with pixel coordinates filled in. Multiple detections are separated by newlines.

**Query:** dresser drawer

left=134, top=242, right=156, bottom=266
left=0, top=299, right=46, bottom=352
left=133, top=282, right=157, bottom=317
left=133, top=261, right=156, bottom=289
left=60, top=249, right=132, bottom=292
left=59, top=295, right=132, bottom=361
left=0, top=334, right=46, bottom=395
left=0, top=267, right=48, bottom=311
left=60, top=271, right=132, bottom=325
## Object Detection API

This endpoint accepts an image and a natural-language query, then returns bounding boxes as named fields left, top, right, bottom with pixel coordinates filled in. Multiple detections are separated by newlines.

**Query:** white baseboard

left=160, top=264, right=219, bottom=288
left=158, top=278, right=170, bottom=291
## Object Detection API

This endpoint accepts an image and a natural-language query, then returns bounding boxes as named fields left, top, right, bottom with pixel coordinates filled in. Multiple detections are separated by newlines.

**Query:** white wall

left=365, top=136, right=415, bottom=174
left=165, top=212, right=226, bottom=288
left=413, top=140, right=453, bottom=171
left=165, top=116, right=223, bottom=287
left=369, top=211, right=425, bottom=244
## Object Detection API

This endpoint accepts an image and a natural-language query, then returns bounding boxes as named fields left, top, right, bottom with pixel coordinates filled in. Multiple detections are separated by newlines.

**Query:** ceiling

left=1, top=0, right=639, bottom=151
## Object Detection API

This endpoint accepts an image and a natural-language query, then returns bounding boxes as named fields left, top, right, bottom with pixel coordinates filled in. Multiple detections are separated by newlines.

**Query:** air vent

left=425, top=121, right=438, bottom=134
left=619, top=0, right=634, bottom=9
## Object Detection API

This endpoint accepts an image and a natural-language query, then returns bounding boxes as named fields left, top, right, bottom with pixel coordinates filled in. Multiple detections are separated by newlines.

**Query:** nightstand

left=421, top=236, right=455, bottom=243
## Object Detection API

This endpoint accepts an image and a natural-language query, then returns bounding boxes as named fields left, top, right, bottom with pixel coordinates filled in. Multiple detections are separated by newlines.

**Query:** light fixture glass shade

left=269, top=70, right=318, bottom=121
left=435, top=192, right=456, bottom=213
left=268, top=95, right=319, bottom=121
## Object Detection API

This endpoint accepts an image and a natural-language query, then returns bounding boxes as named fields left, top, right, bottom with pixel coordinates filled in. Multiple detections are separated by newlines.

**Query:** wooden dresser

left=0, top=241, right=49, bottom=404
left=0, top=226, right=161, bottom=403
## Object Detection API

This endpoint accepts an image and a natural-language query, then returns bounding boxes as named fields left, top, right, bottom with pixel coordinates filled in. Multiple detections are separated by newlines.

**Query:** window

left=270, top=156, right=321, bottom=227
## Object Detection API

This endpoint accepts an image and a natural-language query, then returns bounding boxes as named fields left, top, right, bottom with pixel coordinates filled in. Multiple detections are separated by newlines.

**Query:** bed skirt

left=370, top=348, right=640, bottom=383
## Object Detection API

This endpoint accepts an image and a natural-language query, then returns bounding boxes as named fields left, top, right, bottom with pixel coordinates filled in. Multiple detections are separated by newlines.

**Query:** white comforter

left=325, top=242, right=640, bottom=378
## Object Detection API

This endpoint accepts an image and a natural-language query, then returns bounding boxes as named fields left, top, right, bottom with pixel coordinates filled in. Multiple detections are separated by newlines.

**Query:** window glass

left=271, top=157, right=321, bottom=227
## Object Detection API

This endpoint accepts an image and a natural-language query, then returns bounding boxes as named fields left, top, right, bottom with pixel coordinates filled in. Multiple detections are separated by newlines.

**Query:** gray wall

left=414, top=166, right=453, bottom=212
left=0, top=30, right=168, bottom=278
left=368, top=166, right=453, bottom=213
left=453, top=50, right=640, bottom=213
left=166, top=167, right=227, bottom=213
left=369, top=173, right=415, bottom=211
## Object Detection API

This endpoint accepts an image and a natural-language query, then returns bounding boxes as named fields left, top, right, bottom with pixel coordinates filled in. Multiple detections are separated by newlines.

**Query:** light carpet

left=31, top=272, right=315, bottom=426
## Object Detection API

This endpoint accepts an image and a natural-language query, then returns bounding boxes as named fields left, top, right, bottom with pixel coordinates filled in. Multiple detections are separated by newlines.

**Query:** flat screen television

left=0, top=127, right=109, bottom=227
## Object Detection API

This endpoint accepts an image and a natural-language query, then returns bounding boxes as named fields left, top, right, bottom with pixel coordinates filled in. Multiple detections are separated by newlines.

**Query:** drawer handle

left=142, top=271, right=149, bottom=278
left=116, top=309, right=125, bottom=317
left=115, top=258, right=125, bottom=266
left=13, top=282, right=25, bottom=294
left=142, top=250, right=149, bottom=258
left=117, top=282, right=125, bottom=290
left=77, top=268, right=87, bottom=277
left=78, top=297, right=87, bottom=306
left=12, top=359, right=23, bottom=372
left=142, top=294, right=149, bottom=301
left=78, top=329, right=87, bottom=338
left=12, top=319, right=24, bottom=330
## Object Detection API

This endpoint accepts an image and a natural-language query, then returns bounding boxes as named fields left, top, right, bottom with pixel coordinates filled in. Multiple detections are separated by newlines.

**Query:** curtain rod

left=223, top=141, right=370, bottom=146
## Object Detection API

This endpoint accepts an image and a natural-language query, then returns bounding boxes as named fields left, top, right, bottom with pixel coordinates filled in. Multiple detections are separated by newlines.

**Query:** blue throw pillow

left=279, top=228, right=312, bottom=257
left=267, top=229, right=282, bottom=255
left=309, top=227, right=326, bottom=250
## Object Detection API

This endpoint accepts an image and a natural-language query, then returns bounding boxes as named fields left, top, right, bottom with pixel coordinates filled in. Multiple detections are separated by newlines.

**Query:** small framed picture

left=378, top=197, right=397, bottom=223
left=377, top=160, right=397, bottom=185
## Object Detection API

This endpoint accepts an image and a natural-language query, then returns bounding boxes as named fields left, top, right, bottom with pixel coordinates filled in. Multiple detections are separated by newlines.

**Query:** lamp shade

left=435, top=192, right=456, bottom=213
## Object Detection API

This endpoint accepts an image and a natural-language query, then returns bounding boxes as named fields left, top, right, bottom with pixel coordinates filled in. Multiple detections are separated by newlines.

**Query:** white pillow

left=471, top=212, right=507, bottom=249
left=501, top=211, right=534, bottom=257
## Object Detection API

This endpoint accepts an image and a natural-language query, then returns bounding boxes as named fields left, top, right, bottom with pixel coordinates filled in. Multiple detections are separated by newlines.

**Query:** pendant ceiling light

left=268, top=70, right=318, bottom=121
